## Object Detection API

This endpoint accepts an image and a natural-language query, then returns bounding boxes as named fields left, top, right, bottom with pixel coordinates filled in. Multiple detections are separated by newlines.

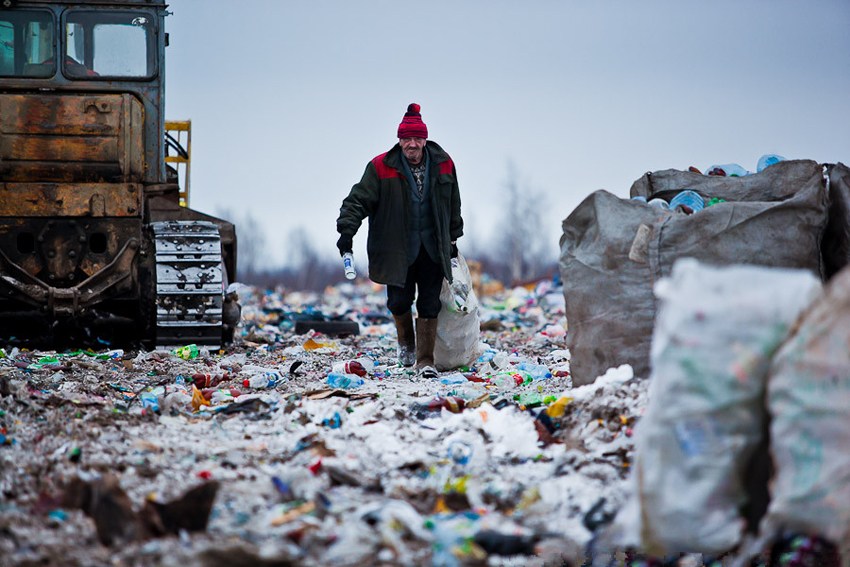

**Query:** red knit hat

left=397, top=103, right=428, bottom=139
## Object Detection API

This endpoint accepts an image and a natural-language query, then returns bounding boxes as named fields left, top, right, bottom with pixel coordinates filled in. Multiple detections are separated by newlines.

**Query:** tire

left=294, top=320, right=359, bottom=337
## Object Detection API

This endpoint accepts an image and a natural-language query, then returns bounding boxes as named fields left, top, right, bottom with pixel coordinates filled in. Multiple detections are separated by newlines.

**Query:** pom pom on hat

left=397, top=102, right=428, bottom=139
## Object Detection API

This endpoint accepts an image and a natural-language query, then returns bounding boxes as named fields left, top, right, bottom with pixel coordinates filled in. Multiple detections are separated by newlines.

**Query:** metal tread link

left=151, top=221, right=224, bottom=349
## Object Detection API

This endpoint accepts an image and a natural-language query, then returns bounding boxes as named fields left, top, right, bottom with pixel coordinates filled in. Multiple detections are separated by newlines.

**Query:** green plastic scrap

left=173, top=344, right=200, bottom=360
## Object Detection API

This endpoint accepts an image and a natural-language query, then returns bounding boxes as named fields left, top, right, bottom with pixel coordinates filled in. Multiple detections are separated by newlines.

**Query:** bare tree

left=287, top=226, right=323, bottom=290
left=492, top=161, right=551, bottom=284
left=216, top=208, right=268, bottom=280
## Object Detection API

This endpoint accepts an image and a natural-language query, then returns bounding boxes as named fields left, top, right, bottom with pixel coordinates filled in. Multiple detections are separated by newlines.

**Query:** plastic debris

left=0, top=273, right=686, bottom=567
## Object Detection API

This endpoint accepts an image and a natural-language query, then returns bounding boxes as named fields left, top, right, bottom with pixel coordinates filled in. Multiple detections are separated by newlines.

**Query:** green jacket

left=336, top=141, right=463, bottom=286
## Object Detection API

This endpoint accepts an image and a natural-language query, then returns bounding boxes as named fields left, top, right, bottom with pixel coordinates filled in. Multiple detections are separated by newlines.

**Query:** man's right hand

left=336, top=234, right=353, bottom=257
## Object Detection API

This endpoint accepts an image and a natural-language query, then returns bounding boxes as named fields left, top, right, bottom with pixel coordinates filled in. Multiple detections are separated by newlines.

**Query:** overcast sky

left=163, top=0, right=850, bottom=272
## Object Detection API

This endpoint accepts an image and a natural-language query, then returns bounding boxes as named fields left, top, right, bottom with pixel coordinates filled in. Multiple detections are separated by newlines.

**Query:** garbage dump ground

left=0, top=278, right=650, bottom=567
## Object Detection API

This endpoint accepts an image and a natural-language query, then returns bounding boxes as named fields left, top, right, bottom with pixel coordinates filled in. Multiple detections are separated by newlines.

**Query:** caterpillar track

left=151, top=221, right=226, bottom=348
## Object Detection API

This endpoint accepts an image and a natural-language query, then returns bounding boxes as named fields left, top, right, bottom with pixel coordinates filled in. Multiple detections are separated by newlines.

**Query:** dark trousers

left=387, top=246, right=444, bottom=319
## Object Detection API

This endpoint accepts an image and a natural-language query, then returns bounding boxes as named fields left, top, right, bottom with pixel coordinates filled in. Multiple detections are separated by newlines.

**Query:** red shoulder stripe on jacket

left=371, top=153, right=401, bottom=179
left=438, top=158, right=454, bottom=175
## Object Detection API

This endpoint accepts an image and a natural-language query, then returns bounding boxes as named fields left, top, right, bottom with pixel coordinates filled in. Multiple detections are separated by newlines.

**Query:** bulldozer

left=0, top=0, right=239, bottom=348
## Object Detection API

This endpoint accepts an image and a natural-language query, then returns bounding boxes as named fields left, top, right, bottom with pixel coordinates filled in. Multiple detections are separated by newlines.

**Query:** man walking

left=336, top=103, right=463, bottom=379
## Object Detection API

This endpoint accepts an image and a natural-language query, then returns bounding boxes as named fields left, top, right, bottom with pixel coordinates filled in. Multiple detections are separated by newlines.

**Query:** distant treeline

left=240, top=252, right=559, bottom=292
left=225, top=160, right=559, bottom=291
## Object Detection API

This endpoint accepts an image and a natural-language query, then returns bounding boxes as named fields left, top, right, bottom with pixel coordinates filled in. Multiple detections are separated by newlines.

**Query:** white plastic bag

left=434, top=253, right=481, bottom=371
left=616, top=259, right=821, bottom=555
left=760, top=264, right=850, bottom=546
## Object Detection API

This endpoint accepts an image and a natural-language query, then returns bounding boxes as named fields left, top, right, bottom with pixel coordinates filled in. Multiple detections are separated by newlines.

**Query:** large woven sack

left=559, top=159, right=828, bottom=385
left=760, top=263, right=850, bottom=547
left=620, top=259, right=820, bottom=555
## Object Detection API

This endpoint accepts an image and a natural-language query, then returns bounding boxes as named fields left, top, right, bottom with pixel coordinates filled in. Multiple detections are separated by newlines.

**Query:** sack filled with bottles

left=560, top=159, right=833, bottom=385
left=434, top=252, right=481, bottom=371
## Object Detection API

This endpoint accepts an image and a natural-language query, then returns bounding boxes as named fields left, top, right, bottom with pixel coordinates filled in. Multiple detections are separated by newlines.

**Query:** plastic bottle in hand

left=342, top=252, right=356, bottom=280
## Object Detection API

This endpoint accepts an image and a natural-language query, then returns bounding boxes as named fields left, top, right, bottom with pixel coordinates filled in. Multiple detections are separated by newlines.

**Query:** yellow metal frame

left=165, top=120, right=191, bottom=207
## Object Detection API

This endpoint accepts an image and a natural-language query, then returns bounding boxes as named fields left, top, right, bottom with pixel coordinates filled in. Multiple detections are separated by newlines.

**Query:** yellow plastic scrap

left=545, top=396, right=573, bottom=418
left=432, top=496, right=452, bottom=514
left=191, top=385, right=210, bottom=412
left=516, top=486, right=541, bottom=510
left=443, top=475, right=469, bottom=495
left=271, top=501, right=316, bottom=526
left=302, top=338, right=337, bottom=351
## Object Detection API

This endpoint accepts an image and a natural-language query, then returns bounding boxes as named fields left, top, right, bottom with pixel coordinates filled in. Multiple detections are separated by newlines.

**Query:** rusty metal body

left=0, top=0, right=237, bottom=347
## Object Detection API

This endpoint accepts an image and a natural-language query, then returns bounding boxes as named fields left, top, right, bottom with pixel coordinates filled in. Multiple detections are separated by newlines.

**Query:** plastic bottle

left=491, top=351, right=509, bottom=369
left=355, top=357, right=376, bottom=373
left=669, top=190, right=705, bottom=213
left=331, top=360, right=367, bottom=377
left=342, top=252, right=356, bottom=280
left=449, top=279, right=471, bottom=313
left=173, top=344, right=199, bottom=360
left=412, top=396, right=466, bottom=415
left=326, top=372, right=364, bottom=389
left=490, top=372, right=527, bottom=389
left=514, top=392, right=544, bottom=407
left=515, top=362, right=552, bottom=380
left=139, top=390, right=160, bottom=412
left=210, top=389, right=238, bottom=404
left=476, top=348, right=496, bottom=364
left=706, top=163, right=749, bottom=177
left=440, top=373, right=467, bottom=385
left=757, top=154, right=785, bottom=172
left=243, top=373, right=277, bottom=389
left=192, top=372, right=228, bottom=388
left=447, top=440, right=473, bottom=465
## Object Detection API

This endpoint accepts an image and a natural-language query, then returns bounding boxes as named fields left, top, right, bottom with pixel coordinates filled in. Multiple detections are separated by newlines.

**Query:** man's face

left=399, top=137, right=426, bottom=165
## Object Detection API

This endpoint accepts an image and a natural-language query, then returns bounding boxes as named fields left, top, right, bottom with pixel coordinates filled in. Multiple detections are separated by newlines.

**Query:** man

left=336, top=103, right=463, bottom=379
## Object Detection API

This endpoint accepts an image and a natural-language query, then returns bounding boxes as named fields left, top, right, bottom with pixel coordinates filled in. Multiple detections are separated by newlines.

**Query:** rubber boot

left=393, top=312, right=416, bottom=367
left=415, top=317, right=438, bottom=379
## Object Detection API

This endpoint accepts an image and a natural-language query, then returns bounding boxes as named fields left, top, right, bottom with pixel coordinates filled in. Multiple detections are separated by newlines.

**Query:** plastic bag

left=616, top=259, right=821, bottom=555
left=434, top=253, right=481, bottom=371
left=760, top=263, right=850, bottom=545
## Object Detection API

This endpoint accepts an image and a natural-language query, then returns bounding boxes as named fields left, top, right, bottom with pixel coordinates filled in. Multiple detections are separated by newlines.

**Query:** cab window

left=0, top=10, right=55, bottom=78
left=64, top=10, right=154, bottom=79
